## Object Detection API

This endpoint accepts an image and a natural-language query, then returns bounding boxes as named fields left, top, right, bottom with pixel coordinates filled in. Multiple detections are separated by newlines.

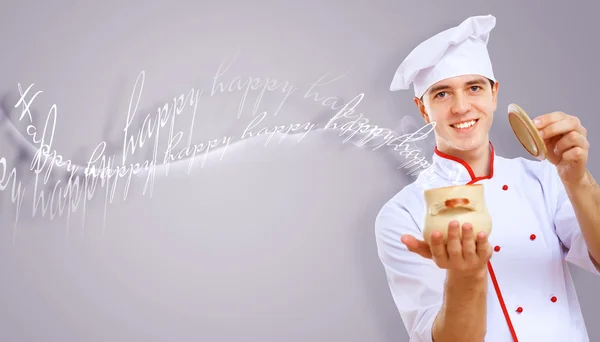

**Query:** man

left=374, top=14, right=600, bottom=342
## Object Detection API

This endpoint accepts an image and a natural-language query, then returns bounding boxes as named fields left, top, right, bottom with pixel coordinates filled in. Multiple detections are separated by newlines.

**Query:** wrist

left=562, top=169, right=594, bottom=189
left=447, top=266, right=488, bottom=283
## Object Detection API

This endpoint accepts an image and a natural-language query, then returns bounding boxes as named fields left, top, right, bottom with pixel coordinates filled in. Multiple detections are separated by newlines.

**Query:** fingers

left=533, top=111, right=568, bottom=130
left=553, top=131, right=589, bottom=156
left=430, top=231, right=448, bottom=264
left=561, top=146, right=588, bottom=163
left=536, top=113, right=585, bottom=140
left=475, top=231, right=492, bottom=260
left=533, top=111, right=565, bottom=130
left=403, top=221, right=493, bottom=272
left=446, top=221, right=462, bottom=264
left=461, top=223, right=477, bottom=263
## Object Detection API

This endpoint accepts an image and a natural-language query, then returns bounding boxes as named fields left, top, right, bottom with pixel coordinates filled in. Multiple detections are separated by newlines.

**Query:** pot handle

left=429, top=197, right=476, bottom=215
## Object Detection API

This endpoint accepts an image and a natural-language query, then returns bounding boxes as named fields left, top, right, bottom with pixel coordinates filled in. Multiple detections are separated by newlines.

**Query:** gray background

left=0, top=1, right=599, bottom=341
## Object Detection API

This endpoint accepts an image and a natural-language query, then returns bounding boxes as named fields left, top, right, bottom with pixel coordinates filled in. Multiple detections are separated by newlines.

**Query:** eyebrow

left=426, top=77, right=489, bottom=96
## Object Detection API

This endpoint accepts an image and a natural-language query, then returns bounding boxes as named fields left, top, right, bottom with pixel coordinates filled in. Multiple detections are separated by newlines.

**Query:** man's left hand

left=534, top=111, right=589, bottom=185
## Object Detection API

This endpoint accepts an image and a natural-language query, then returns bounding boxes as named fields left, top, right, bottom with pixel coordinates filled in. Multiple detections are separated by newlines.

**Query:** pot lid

left=507, top=103, right=547, bottom=160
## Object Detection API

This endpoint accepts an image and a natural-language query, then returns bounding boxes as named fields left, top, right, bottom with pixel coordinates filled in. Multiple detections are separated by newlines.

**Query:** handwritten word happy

left=210, top=48, right=298, bottom=119
left=0, top=66, right=348, bottom=227
left=0, top=58, right=435, bottom=231
left=323, top=92, right=436, bottom=177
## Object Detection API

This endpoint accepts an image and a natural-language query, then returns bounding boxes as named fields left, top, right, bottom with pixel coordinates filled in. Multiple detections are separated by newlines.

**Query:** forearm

left=432, top=268, right=488, bottom=342
left=563, top=170, right=600, bottom=266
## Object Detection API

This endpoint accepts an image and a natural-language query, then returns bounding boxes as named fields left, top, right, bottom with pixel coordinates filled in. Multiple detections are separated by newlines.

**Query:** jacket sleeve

left=544, top=161, right=600, bottom=275
left=374, top=194, right=447, bottom=342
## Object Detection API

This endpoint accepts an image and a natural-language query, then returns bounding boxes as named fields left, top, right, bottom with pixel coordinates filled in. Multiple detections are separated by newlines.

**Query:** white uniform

left=374, top=143, right=599, bottom=341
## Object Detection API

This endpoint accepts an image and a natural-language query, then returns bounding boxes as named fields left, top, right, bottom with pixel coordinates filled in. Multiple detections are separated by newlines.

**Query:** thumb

left=401, top=234, right=432, bottom=259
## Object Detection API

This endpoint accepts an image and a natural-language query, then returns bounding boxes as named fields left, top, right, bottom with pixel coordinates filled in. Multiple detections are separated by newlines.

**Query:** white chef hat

left=390, top=14, right=497, bottom=98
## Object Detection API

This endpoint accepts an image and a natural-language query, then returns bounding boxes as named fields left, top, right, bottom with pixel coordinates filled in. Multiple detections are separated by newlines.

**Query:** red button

left=502, top=185, right=508, bottom=191
left=551, top=296, right=557, bottom=303
left=530, top=234, right=536, bottom=240
left=494, top=246, right=501, bottom=252
left=516, top=307, right=523, bottom=313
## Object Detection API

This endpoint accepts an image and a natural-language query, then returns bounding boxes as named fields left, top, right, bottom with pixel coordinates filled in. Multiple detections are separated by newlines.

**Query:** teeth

left=452, top=120, right=476, bottom=129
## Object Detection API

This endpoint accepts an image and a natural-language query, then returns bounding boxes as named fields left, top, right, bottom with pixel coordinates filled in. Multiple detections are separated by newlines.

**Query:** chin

left=453, top=139, right=485, bottom=151
left=443, top=134, right=488, bottom=152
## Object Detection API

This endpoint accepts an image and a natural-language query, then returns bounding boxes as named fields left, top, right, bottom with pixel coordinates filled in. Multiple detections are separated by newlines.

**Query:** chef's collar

left=431, top=142, right=495, bottom=184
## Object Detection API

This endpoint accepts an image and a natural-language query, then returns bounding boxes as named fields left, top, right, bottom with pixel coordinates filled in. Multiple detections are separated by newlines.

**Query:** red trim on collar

left=433, top=142, right=495, bottom=182
left=433, top=142, right=519, bottom=341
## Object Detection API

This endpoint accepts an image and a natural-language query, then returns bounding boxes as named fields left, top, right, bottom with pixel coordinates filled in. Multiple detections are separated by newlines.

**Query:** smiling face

left=414, top=74, right=499, bottom=156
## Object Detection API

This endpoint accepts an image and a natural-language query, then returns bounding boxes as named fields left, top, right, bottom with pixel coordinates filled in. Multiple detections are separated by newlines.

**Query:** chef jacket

left=375, top=142, right=600, bottom=342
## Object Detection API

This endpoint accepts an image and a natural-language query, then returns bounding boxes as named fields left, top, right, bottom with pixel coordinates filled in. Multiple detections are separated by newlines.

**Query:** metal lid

left=507, top=103, right=547, bottom=160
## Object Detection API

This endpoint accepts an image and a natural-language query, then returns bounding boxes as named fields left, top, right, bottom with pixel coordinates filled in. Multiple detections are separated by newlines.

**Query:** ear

left=413, top=97, right=431, bottom=124
left=491, top=81, right=499, bottom=110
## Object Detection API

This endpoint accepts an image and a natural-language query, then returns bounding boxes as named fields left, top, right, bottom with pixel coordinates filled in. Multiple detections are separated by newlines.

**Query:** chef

left=374, top=14, right=600, bottom=342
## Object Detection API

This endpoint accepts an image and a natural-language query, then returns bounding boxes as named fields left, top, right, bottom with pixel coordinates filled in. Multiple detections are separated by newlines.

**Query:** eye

left=435, top=91, right=447, bottom=99
left=470, top=86, right=482, bottom=92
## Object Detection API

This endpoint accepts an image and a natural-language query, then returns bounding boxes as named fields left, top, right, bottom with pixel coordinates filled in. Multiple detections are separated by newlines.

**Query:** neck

left=438, top=142, right=491, bottom=178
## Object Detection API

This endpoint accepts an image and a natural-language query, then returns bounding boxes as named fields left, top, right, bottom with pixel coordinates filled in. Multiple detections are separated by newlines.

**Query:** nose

left=451, top=93, right=471, bottom=115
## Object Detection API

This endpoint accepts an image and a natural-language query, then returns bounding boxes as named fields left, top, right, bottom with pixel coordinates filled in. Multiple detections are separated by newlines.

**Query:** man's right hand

left=400, top=220, right=493, bottom=276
